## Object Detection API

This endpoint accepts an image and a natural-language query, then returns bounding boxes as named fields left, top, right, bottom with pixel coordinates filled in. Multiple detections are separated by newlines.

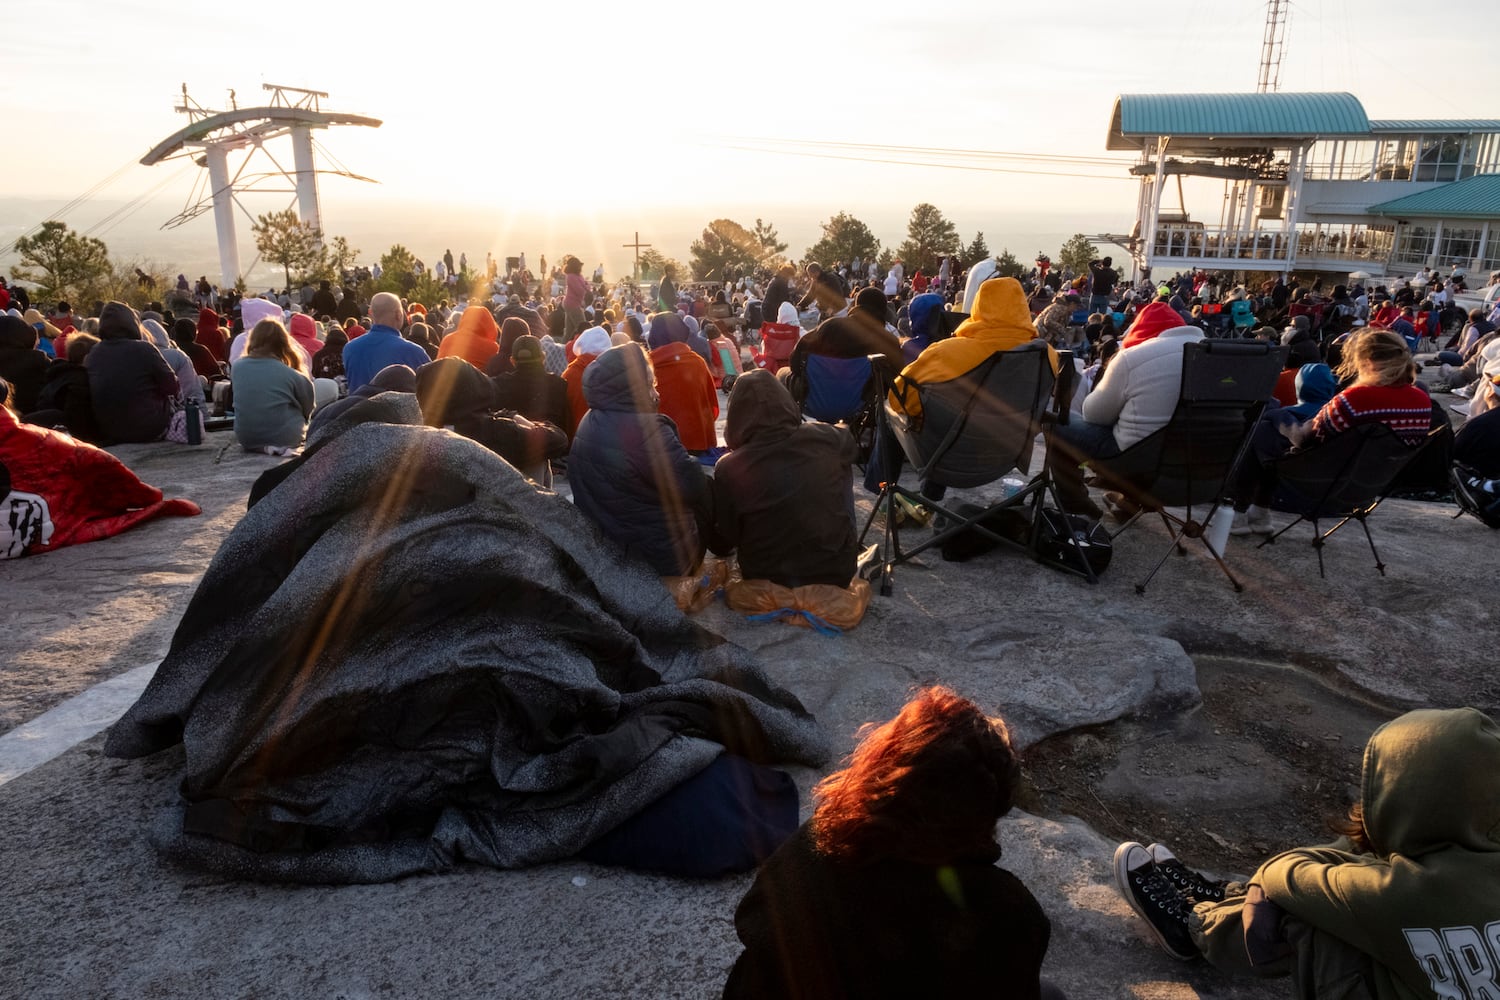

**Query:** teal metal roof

left=1368, top=175, right=1500, bottom=219
left=1368, top=119, right=1500, bottom=134
left=1108, top=92, right=1370, bottom=149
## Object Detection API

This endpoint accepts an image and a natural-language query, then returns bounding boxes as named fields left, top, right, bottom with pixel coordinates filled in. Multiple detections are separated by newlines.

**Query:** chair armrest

left=1043, top=349, right=1075, bottom=426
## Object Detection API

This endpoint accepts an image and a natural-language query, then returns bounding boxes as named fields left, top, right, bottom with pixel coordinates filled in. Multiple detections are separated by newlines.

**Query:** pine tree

left=895, top=203, right=960, bottom=275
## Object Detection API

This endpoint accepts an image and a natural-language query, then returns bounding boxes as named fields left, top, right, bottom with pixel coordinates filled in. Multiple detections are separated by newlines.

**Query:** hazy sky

left=5, top=0, right=1499, bottom=278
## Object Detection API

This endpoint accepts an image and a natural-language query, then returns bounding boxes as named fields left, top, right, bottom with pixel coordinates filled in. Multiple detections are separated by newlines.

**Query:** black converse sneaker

left=1112, top=842, right=1201, bottom=960
left=1148, top=842, right=1228, bottom=903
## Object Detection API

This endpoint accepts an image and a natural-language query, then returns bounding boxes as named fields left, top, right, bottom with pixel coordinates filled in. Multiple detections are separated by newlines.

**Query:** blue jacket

left=568, top=345, right=714, bottom=576
left=342, top=325, right=431, bottom=392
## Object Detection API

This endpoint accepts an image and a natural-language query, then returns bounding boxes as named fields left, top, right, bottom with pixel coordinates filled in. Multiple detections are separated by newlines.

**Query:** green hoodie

left=1254, top=708, right=1500, bottom=1000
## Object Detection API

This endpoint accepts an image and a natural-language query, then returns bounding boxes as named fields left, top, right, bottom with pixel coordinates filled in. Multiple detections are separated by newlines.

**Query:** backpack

left=1033, top=508, right=1113, bottom=576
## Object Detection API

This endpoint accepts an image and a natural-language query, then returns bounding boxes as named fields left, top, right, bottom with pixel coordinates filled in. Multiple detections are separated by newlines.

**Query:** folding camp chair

left=858, top=345, right=1092, bottom=593
left=802, top=353, right=883, bottom=465
left=1091, top=340, right=1286, bottom=594
left=753, top=322, right=799, bottom=374
left=1257, top=423, right=1436, bottom=577
left=1229, top=298, right=1256, bottom=333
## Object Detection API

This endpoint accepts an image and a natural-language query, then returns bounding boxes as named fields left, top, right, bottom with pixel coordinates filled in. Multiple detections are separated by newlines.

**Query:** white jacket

left=1082, top=326, right=1204, bottom=449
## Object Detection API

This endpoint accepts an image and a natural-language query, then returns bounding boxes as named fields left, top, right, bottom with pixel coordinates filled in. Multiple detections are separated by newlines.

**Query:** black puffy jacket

left=568, top=344, right=716, bottom=576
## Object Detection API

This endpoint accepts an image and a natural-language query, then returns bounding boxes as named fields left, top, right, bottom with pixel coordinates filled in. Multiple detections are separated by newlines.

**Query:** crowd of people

left=5, top=245, right=1500, bottom=996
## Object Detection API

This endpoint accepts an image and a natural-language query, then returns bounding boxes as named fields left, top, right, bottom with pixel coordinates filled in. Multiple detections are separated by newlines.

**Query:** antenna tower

left=141, top=84, right=381, bottom=287
left=1257, top=0, right=1288, bottom=92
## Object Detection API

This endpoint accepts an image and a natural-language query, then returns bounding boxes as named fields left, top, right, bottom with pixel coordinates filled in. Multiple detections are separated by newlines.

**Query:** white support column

left=1143, top=137, right=1169, bottom=274
left=1283, top=144, right=1307, bottom=273
left=205, top=145, right=241, bottom=288
left=1429, top=219, right=1444, bottom=269
left=1475, top=221, right=1490, bottom=273
left=290, top=125, right=323, bottom=238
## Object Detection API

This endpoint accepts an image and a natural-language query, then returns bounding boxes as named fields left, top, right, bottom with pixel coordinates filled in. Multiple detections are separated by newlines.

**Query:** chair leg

left=1356, top=515, right=1387, bottom=576
left=1311, top=519, right=1327, bottom=579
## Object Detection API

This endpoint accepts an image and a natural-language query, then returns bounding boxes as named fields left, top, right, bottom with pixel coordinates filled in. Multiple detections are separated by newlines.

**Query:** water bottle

left=185, top=400, right=202, bottom=445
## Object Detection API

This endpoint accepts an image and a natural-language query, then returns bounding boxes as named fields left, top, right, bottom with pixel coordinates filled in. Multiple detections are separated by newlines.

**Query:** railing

left=1151, top=225, right=1396, bottom=266
left=1151, top=225, right=1291, bottom=261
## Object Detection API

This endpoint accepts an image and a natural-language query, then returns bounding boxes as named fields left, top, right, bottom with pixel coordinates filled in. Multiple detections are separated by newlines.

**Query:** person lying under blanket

left=104, top=393, right=828, bottom=884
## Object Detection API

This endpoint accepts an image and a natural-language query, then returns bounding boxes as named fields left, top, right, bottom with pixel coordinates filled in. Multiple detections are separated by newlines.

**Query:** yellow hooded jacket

left=889, top=277, right=1058, bottom=418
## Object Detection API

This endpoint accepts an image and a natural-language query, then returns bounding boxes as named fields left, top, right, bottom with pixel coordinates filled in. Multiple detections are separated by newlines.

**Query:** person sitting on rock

left=724, top=686, right=1059, bottom=1000
left=1112, top=708, right=1500, bottom=998
left=567, top=343, right=723, bottom=577
left=647, top=312, right=719, bottom=453
left=713, top=370, right=857, bottom=589
left=414, top=357, right=566, bottom=485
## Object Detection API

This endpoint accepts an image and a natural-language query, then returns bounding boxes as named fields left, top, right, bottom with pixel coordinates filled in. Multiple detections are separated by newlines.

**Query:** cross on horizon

left=622, top=231, right=652, bottom=281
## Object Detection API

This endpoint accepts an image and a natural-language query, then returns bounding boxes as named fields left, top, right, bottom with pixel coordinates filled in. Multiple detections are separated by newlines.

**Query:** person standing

left=1088, top=257, right=1118, bottom=315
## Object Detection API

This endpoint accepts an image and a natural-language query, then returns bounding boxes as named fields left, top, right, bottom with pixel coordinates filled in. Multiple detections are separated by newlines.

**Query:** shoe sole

left=1111, top=843, right=1199, bottom=961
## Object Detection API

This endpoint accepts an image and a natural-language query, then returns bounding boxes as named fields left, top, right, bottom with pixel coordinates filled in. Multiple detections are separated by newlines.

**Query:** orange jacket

left=650, top=341, right=719, bottom=451
left=437, top=307, right=500, bottom=370
left=563, top=352, right=599, bottom=437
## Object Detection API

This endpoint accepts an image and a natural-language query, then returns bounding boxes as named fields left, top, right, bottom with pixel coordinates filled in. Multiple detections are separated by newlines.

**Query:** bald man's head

left=370, top=292, right=403, bottom=329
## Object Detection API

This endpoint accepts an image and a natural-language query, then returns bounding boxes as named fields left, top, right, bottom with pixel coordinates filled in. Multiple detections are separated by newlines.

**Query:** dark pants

left=1228, top=409, right=1298, bottom=509
left=1044, top=419, right=1120, bottom=512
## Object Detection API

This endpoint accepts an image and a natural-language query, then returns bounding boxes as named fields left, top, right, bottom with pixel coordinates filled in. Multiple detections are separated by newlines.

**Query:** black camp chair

left=1091, top=339, right=1286, bottom=594
left=858, top=344, right=1090, bottom=593
left=1256, top=423, right=1435, bottom=577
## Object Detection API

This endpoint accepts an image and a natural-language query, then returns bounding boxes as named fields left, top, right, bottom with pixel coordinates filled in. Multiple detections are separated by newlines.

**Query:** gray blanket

left=105, top=420, right=829, bottom=883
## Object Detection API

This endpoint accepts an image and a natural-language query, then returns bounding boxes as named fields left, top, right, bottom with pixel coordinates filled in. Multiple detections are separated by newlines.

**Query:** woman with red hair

left=724, top=687, right=1058, bottom=999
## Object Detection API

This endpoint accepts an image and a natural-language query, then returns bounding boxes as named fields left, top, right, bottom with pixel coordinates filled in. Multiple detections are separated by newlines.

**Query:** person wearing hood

left=1044, top=303, right=1205, bottom=518
left=336, top=287, right=363, bottom=325
left=1120, top=301, right=1189, bottom=351
left=414, top=357, right=566, bottom=484
left=492, top=335, right=570, bottom=441
left=195, top=306, right=228, bottom=363
left=287, top=313, right=325, bottom=362
left=0, top=314, right=50, bottom=414
left=900, top=292, right=949, bottom=363
left=892, top=277, right=1058, bottom=422
left=85, top=302, right=179, bottom=443
left=712, top=370, right=856, bottom=588
left=173, top=318, right=222, bottom=383
left=567, top=343, right=721, bottom=577
left=309, top=280, right=339, bottom=319
left=647, top=312, right=719, bottom=452
left=141, top=318, right=205, bottom=408
left=787, top=287, right=904, bottom=404
left=562, top=324, right=613, bottom=437
left=1114, top=708, right=1500, bottom=999
left=437, top=304, right=500, bottom=370
left=312, top=327, right=348, bottom=380
left=680, top=315, right=715, bottom=369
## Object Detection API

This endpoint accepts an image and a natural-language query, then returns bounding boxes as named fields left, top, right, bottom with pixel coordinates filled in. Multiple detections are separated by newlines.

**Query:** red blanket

left=1, top=408, right=200, bottom=557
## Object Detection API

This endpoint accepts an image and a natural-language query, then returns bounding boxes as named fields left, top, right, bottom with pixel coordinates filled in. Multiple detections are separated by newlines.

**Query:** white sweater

left=1082, top=326, right=1204, bottom=449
